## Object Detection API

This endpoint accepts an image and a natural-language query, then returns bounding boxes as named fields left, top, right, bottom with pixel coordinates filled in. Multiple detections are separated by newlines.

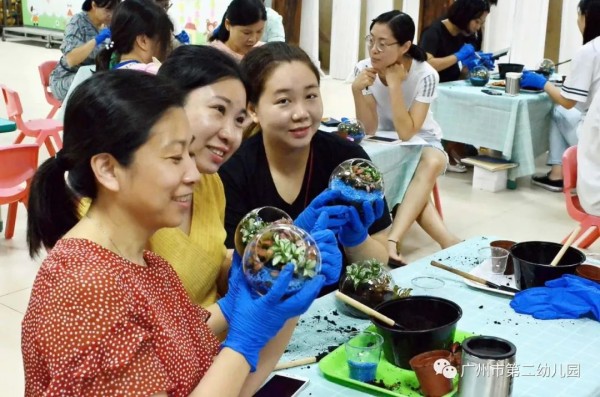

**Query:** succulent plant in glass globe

left=537, top=58, right=555, bottom=77
left=336, top=258, right=412, bottom=318
left=242, top=223, right=321, bottom=296
left=469, top=65, right=490, bottom=87
left=328, top=158, right=384, bottom=206
left=234, top=206, right=293, bottom=256
left=336, top=118, right=366, bottom=144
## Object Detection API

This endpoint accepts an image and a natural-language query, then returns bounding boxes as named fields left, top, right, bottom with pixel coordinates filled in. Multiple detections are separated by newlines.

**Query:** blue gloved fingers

left=175, top=30, right=190, bottom=44
left=339, top=206, right=369, bottom=247
left=454, top=43, right=475, bottom=62
left=313, top=189, right=342, bottom=205
left=95, top=27, right=111, bottom=46
left=532, top=309, right=565, bottom=320
left=373, top=197, right=384, bottom=219
left=361, top=200, right=377, bottom=228
left=280, top=275, right=325, bottom=317
left=312, top=211, right=330, bottom=233
left=311, top=229, right=342, bottom=285
left=262, top=264, right=295, bottom=304
left=546, top=274, right=600, bottom=290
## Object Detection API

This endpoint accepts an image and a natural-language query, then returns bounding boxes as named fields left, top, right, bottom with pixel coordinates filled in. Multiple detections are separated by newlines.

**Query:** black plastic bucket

left=372, top=297, right=462, bottom=369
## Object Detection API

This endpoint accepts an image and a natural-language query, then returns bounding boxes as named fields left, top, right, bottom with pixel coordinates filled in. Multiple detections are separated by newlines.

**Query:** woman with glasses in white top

left=352, top=11, right=460, bottom=266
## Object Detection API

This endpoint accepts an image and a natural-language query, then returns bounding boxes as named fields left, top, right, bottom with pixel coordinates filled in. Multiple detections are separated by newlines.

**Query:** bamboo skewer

left=550, top=226, right=582, bottom=267
left=274, top=357, right=317, bottom=370
left=335, top=291, right=404, bottom=329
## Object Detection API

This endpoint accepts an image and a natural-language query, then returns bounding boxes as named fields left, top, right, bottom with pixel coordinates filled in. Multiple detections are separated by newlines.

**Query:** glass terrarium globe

left=337, top=259, right=411, bottom=318
left=469, top=65, right=490, bottom=87
left=234, top=206, right=293, bottom=256
left=538, top=58, right=555, bottom=77
left=328, top=158, right=384, bottom=205
left=242, top=223, right=321, bottom=296
left=336, top=118, right=366, bottom=144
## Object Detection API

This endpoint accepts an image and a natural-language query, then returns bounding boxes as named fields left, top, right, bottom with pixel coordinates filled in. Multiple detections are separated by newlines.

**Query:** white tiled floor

left=1, top=40, right=598, bottom=394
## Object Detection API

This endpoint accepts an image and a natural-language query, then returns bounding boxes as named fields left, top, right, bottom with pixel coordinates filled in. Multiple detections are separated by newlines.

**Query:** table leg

left=506, top=180, right=517, bottom=190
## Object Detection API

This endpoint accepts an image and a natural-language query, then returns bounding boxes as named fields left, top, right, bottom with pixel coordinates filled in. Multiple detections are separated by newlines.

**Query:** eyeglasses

left=365, top=34, right=398, bottom=53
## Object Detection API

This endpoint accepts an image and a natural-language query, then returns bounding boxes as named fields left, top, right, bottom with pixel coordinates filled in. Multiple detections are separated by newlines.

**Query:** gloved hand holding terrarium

left=329, top=158, right=385, bottom=247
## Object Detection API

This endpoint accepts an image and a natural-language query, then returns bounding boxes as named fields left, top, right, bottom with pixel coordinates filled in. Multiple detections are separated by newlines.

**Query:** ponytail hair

left=209, top=0, right=266, bottom=43
left=82, top=0, right=119, bottom=12
left=370, top=10, right=427, bottom=62
left=579, top=0, right=600, bottom=44
left=96, top=0, right=173, bottom=71
left=26, top=70, right=185, bottom=257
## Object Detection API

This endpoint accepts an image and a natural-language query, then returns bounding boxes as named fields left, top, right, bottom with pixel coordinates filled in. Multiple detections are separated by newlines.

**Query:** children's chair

left=562, top=145, right=600, bottom=248
left=38, top=61, right=62, bottom=119
left=1, top=84, right=63, bottom=157
left=0, top=144, right=39, bottom=239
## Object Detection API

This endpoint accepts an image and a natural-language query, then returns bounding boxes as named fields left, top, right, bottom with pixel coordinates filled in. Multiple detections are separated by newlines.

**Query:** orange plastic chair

left=432, top=182, right=443, bottom=219
left=1, top=84, right=63, bottom=157
left=0, top=144, right=39, bottom=239
left=38, top=61, right=62, bottom=119
left=562, top=145, right=600, bottom=248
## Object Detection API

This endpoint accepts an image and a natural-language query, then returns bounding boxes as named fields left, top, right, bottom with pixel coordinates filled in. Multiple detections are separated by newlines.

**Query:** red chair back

left=0, top=84, right=24, bottom=122
left=562, top=146, right=577, bottom=192
left=38, top=61, right=62, bottom=118
left=0, top=144, right=39, bottom=192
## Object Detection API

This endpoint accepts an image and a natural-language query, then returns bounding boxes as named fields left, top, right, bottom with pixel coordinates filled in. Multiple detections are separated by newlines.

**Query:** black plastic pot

left=498, top=63, right=524, bottom=79
left=510, top=241, right=585, bottom=290
left=371, top=297, right=462, bottom=370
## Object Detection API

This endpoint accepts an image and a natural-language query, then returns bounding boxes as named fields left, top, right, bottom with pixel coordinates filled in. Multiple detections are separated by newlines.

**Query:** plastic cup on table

left=478, top=246, right=509, bottom=274
left=345, top=331, right=383, bottom=382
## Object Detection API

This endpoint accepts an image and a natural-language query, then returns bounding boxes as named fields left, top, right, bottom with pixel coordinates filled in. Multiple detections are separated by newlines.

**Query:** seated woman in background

left=577, top=83, right=600, bottom=217
left=525, top=0, right=600, bottom=192
left=219, top=42, right=391, bottom=294
left=352, top=11, right=460, bottom=265
left=419, top=0, right=493, bottom=172
left=23, top=70, right=329, bottom=396
left=49, top=0, right=117, bottom=101
left=96, top=0, right=173, bottom=73
left=209, top=0, right=266, bottom=61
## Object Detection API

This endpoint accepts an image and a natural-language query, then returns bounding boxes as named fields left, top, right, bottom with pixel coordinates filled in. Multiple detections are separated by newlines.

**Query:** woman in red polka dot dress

left=22, top=70, right=335, bottom=396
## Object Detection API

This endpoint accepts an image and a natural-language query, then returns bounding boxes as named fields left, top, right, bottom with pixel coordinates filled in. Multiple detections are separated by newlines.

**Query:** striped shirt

left=354, top=58, right=442, bottom=141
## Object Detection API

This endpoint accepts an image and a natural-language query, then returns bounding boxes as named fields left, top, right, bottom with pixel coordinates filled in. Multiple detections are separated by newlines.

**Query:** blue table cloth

left=431, top=81, right=553, bottom=180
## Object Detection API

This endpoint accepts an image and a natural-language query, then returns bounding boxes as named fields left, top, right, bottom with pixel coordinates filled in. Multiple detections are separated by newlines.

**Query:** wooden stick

left=335, top=291, right=395, bottom=327
left=550, top=226, right=582, bottom=267
left=274, top=357, right=317, bottom=370
left=430, top=260, right=490, bottom=286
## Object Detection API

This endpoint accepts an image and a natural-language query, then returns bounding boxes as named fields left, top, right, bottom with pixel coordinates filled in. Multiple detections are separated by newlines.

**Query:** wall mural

left=21, top=0, right=228, bottom=45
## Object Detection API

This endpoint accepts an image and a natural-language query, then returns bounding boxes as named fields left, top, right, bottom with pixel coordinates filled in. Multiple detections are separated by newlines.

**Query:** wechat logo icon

left=434, top=358, right=458, bottom=379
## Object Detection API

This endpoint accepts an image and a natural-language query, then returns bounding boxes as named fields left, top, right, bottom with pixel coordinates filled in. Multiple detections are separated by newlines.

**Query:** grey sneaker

left=447, top=162, right=467, bottom=173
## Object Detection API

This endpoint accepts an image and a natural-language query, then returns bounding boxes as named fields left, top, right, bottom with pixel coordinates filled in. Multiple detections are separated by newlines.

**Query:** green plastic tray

left=318, top=326, right=473, bottom=396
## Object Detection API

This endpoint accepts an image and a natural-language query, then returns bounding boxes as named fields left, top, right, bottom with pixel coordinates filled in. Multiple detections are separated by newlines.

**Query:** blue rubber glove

left=521, top=71, right=548, bottom=90
left=463, top=54, right=482, bottom=71
left=216, top=252, right=244, bottom=325
left=477, top=52, right=495, bottom=70
left=310, top=212, right=343, bottom=285
left=454, top=43, right=475, bottom=62
left=510, top=275, right=600, bottom=320
left=338, top=198, right=384, bottom=248
left=95, top=27, right=111, bottom=46
left=223, top=264, right=325, bottom=371
left=294, top=189, right=349, bottom=233
left=174, top=30, right=190, bottom=44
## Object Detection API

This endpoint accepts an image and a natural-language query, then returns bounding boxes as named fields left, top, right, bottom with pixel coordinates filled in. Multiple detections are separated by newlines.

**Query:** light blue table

left=280, top=237, right=600, bottom=396
left=431, top=81, right=554, bottom=181
left=361, top=139, right=423, bottom=207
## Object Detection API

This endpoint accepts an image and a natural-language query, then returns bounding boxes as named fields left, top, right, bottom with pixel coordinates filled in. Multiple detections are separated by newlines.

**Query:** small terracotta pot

left=409, top=350, right=454, bottom=397
left=491, top=240, right=516, bottom=275
left=576, top=264, right=600, bottom=283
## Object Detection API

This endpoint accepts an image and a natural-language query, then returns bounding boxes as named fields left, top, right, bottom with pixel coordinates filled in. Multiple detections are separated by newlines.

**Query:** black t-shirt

left=219, top=131, right=392, bottom=295
left=420, top=20, right=475, bottom=83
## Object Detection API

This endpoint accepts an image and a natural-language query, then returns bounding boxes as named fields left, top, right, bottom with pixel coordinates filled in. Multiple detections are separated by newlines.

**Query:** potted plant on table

left=337, top=259, right=411, bottom=318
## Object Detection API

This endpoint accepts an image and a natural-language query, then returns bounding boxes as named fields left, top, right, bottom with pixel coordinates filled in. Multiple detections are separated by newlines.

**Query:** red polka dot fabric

left=22, top=238, right=221, bottom=396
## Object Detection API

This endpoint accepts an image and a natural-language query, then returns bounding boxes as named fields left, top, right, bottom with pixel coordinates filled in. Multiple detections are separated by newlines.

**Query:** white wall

left=483, top=0, right=549, bottom=70
left=559, top=0, right=583, bottom=75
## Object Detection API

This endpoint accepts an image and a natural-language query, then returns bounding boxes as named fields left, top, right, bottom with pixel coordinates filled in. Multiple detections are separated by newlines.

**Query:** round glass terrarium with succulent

left=234, top=206, right=293, bottom=256
left=329, top=158, right=384, bottom=207
left=336, top=118, right=366, bottom=143
left=337, top=259, right=411, bottom=318
left=242, top=223, right=321, bottom=296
